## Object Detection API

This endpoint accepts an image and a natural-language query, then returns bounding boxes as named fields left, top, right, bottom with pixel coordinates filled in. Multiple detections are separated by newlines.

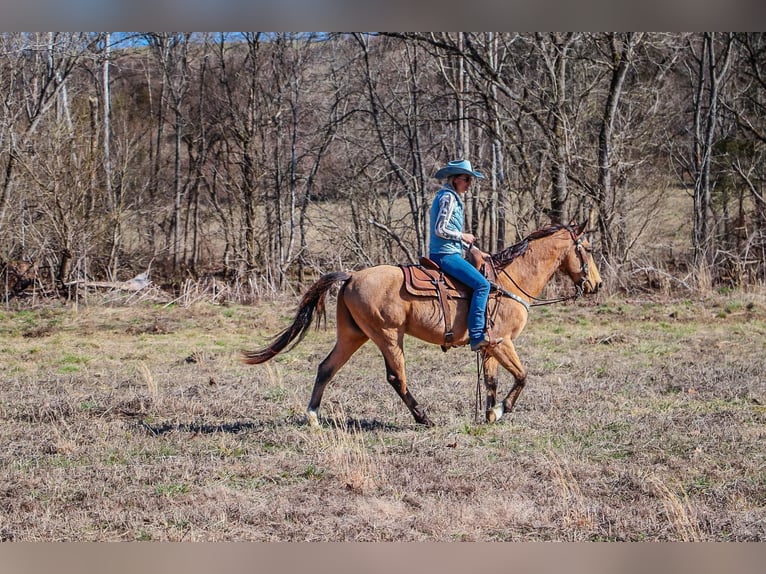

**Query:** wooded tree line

left=1, top=32, right=765, bottom=300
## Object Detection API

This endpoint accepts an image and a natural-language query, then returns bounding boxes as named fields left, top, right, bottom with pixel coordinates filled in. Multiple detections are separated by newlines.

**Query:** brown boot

left=470, top=335, right=504, bottom=352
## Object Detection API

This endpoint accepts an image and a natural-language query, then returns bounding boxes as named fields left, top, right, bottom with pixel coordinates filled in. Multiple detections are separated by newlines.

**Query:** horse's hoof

left=306, top=409, right=320, bottom=428
left=413, top=407, right=434, bottom=427
left=415, top=414, right=435, bottom=427
left=486, top=404, right=504, bottom=423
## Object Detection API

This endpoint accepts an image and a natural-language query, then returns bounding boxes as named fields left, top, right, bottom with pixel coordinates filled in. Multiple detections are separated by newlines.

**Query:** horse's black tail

left=241, top=271, right=352, bottom=365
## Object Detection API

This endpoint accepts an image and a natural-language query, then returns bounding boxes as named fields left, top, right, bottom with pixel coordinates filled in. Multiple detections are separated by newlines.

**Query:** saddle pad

left=400, top=264, right=470, bottom=299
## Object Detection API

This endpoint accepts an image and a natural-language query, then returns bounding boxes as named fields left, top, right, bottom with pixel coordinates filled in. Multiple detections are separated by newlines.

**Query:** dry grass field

left=1, top=286, right=764, bottom=541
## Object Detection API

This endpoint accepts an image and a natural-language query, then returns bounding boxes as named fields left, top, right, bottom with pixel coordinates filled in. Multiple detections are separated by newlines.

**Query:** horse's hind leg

left=384, top=359, right=433, bottom=427
left=376, top=329, right=433, bottom=426
left=306, top=335, right=367, bottom=427
left=306, top=299, right=368, bottom=427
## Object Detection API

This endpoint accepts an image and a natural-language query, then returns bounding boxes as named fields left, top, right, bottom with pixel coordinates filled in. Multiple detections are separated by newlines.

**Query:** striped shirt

left=429, top=185, right=465, bottom=256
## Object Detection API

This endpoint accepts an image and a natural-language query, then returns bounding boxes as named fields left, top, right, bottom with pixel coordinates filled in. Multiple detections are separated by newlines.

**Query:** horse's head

left=561, top=222, right=602, bottom=295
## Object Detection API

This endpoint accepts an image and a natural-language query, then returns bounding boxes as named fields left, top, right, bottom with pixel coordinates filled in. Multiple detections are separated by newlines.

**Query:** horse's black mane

left=489, top=224, right=571, bottom=269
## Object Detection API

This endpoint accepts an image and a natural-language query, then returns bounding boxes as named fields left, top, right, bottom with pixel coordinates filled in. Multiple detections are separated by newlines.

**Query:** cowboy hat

left=434, top=159, right=485, bottom=180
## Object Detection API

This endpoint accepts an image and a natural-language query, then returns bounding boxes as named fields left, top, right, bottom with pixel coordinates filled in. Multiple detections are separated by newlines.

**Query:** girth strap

left=432, top=272, right=454, bottom=346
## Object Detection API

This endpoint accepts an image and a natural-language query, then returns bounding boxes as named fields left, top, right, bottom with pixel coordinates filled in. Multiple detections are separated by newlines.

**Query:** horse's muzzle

left=582, top=278, right=602, bottom=294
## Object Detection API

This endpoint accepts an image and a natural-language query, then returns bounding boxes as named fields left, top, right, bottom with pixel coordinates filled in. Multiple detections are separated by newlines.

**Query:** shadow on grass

left=136, top=419, right=268, bottom=435
left=136, top=415, right=410, bottom=435
left=326, top=416, right=412, bottom=433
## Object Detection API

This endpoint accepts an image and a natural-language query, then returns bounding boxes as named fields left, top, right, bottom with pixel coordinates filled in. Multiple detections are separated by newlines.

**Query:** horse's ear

left=566, top=218, right=586, bottom=237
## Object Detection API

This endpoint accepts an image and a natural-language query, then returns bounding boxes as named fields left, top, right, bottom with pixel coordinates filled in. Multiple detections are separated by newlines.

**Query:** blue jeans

left=430, top=252, right=490, bottom=345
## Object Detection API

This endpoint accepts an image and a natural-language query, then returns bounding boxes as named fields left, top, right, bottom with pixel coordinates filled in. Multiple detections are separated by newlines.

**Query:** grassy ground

left=0, top=288, right=764, bottom=541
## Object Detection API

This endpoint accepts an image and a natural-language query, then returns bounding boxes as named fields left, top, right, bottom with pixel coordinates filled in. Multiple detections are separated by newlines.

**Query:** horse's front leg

left=482, top=355, right=499, bottom=422
left=483, top=339, right=527, bottom=423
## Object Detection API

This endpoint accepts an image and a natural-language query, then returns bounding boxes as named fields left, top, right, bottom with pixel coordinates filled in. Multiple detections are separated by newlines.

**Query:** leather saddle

left=400, top=255, right=496, bottom=349
left=401, top=257, right=472, bottom=300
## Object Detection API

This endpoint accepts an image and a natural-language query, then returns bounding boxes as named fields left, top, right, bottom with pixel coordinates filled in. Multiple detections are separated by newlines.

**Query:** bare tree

left=534, top=33, right=579, bottom=222
left=686, top=33, right=734, bottom=262
left=0, top=32, right=94, bottom=294
left=147, top=33, right=192, bottom=272
left=0, top=33, right=89, bottom=233
left=354, top=33, right=442, bottom=261
left=592, top=33, right=635, bottom=261
left=211, top=33, right=266, bottom=276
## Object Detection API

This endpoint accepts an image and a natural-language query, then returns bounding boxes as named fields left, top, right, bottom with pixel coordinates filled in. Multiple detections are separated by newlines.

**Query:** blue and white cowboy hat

left=434, top=159, right=485, bottom=180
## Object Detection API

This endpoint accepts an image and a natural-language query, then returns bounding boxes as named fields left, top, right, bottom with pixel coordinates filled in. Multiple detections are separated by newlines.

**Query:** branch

left=368, top=219, right=416, bottom=264
left=732, top=159, right=765, bottom=204
left=65, top=272, right=151, bottom=292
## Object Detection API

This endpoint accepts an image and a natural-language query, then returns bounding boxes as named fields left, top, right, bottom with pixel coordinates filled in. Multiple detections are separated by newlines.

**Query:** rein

left=474, top=351, right=484, bottom=423
left=488, top=226, right=590, bottom=309
left=498, top=267, right=583, bottom=307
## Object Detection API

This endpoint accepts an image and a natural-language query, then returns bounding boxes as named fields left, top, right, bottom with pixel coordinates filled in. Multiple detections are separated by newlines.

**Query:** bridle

left=490, top=225, right=592, bottom=309
left=570, top=227, right=593, bottom=294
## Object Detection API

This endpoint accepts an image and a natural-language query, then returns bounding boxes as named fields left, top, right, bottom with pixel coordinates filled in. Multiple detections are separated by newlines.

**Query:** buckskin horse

left=242, top=222, right=602, bottom=426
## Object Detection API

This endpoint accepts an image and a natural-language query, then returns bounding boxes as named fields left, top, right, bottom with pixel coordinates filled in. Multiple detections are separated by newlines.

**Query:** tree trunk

left=596, top=33, right=633, bottom=263
left=691, top=33, right=733, bottom=263
left=537, top=33, right=576, bottom=223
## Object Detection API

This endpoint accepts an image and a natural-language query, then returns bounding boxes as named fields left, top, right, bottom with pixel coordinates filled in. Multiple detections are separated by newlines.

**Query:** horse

left=242, top=222, right=602, bottom=427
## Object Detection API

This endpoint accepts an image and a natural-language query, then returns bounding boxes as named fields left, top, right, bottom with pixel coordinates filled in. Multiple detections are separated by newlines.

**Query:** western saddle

left=400, top=252, right=498, bottom=350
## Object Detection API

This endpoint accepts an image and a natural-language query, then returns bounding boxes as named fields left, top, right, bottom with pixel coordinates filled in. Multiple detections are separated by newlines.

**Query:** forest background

left=2, top=32, right=765, bottom=302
